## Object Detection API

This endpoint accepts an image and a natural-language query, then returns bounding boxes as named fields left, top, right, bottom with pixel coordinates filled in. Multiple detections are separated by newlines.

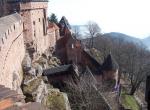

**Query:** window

left=33, top=21, right=35, bottom=25
left=23, top=22, right=25, bottom=30
left=39, top=18, right=40, bottom=22
left=34, top=30, right=36, bottom=37
left=43, top=18, right=46, bottom=35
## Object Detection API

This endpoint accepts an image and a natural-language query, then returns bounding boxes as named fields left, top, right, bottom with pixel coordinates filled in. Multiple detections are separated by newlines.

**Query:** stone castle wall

left=0, top=1, right=59, bottom=89
left=20, top=2, right=58, bottom=54
left=5, top=1, right=58, bottom=54
left=0, top=13, right=25, bottom=89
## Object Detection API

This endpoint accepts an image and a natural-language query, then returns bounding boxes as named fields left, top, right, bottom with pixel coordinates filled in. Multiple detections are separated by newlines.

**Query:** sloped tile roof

left=102, top=54, right=119, bottom=71
left=43, top=64, right=73, bottom=76
left=59, top=16, right=71, bottom=30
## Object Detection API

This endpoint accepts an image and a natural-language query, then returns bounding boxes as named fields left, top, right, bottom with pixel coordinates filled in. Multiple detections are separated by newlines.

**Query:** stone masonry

left=0, top=13, right=25, bottom=89
left=0, top=0, right=59, bottom=90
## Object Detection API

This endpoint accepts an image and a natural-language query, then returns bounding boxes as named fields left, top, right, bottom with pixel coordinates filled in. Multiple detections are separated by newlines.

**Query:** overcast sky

left=48, top=0, right=150, bottom=39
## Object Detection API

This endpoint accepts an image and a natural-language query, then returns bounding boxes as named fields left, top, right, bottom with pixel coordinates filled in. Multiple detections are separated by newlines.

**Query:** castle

left=0, top=0, right=59, bottom=89
left=0, top=0, right=119, bottom=109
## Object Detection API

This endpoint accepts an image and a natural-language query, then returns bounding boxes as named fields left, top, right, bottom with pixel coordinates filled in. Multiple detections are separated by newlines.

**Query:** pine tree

left=49, top=13, right=58, bottom=24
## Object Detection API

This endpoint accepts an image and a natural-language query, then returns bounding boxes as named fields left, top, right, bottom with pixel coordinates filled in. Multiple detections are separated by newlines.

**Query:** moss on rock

left=46, top=90, right=70, bottom=110
left=23, top=78, right=42, bottom=94
left=22, top=77, right=43, bottom=102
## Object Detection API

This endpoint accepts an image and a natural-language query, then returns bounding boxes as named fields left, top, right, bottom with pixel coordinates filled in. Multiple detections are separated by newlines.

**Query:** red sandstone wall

left=0, top=17, right=25, bottom=89
left=103, top=70, right=118, bottom=81
left=20, top=2, right=57, bottom=54
left=20, top=2, right=48, bottom=11
left=47, top=28, right=58, bottom=48
left=66, top=37, right=82, bottom=64
left=2, top=1, right=57, bottom=55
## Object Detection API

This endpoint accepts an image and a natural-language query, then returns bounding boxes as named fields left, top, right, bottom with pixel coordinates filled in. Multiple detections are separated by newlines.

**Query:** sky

left=48, top=0, right=150, bottom=39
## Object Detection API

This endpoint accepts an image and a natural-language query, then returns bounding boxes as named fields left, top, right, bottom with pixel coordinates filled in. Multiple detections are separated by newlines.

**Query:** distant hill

left=102, top=32, right=142, bottom=44
left=142, top=37, right=150, bottom=49
left=72, top=25, right=150, bottom=49
left=82, top=32, right=143, bottom=45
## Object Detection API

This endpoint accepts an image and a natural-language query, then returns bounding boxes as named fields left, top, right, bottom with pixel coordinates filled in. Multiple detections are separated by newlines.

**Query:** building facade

left=0, top=0, right=59, bottom=89
left=1, top=0, right=59, bottom=54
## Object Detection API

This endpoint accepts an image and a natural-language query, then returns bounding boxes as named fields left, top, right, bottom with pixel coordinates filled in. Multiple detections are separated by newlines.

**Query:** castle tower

left=102, top=54, right=119, bottom=81
left=6, top=0, right=49, bottom=53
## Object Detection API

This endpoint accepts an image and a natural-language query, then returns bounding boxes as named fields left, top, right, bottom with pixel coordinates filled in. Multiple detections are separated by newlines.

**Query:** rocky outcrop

left=22, top=53, right=32, bottom=72
left=45, top=89, right=71, bottom=110
left=21, top=48, right=71, bottom=110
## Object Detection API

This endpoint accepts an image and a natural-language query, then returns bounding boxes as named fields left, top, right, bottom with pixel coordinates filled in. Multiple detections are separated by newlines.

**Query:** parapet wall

left=0, top=13, right=25, bottom=89
left=20, top=2, right=48, bottom=10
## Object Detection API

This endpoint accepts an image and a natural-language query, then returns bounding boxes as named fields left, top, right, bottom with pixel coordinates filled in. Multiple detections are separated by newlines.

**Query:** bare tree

left=93, top=36, right=112, bottom=59
left=63, top=67, right=110, bottom=110
left=86, top=21, right=101, bottom=48
left=109, top=40, right=150, bottom=95
left=122, top=43, right=150, bottom=95
left=85, top=35, right=150, bottom=95
left=72, top=26, right=81, bottom=38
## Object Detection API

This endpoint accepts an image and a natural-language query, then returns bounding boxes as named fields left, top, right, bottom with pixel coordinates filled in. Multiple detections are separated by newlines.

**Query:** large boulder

left=45, top=89, right=71, bottom=110
left=22, top=53, right=32, bottom=72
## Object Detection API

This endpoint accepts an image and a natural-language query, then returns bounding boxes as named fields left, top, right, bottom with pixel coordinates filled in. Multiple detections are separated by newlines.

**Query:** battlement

left=0, top=13, right=22, bottom=51
left=19, top=1, right=48, bottom=10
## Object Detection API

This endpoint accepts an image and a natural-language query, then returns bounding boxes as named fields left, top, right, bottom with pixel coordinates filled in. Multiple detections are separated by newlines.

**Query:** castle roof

left=0, top=13, right=21, bottom=38
left=102, top=54, right=119, bottom=71
left=83, top=49, right=102, bottom=75
left=43, top=64, right=73, bottom=76
left=59, top=16, right=71, bottom=30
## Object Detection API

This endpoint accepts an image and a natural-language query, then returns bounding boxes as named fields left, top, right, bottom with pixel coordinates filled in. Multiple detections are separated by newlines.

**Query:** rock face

left=32, top=63, right=43, bottom=76
left=21, top=49, right=71, bottom=110
left=22, top=75, right=71, bottom=110
left=22, top=75, right=48, bottom=103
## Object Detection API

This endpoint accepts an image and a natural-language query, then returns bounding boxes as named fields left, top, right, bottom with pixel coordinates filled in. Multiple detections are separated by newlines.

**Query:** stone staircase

left=100, top=91, right=119, bottom=110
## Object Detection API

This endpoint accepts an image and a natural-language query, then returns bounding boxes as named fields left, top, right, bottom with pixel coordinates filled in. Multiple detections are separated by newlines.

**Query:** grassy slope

left=121, top=90, right=140, bottom=110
